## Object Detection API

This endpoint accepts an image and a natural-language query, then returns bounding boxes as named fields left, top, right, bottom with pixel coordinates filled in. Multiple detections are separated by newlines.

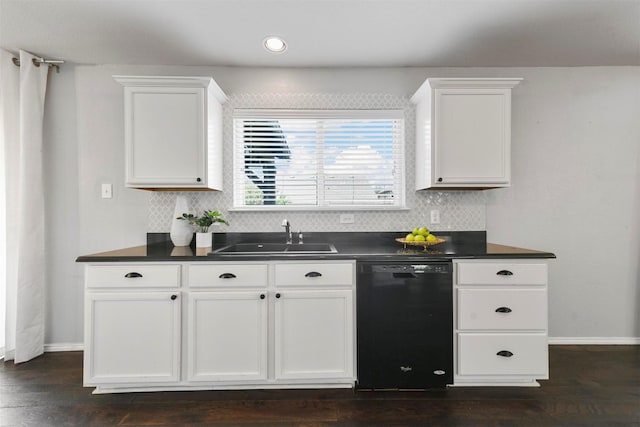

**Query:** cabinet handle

left=400, top=366, right=413, bottom=372
left=305, top=271, right=322, bottom=278
left=437, top=177, right=443, bottom=182
left=275, top=293, right=281, bottom=299
left=218, top=273, right=237, bottom=279
left=170, top=295, right=178, bottom=300
left=124, top=272, right=143, bottom=278
left=495, top=306, right=513, bottom=313
left=497, top=350, right=514, bottom=358
left=260, top=294, right=265, bottom=300
left=196, top=177, right=202, bottom=182
left=496, top=270, right=514, bottom=276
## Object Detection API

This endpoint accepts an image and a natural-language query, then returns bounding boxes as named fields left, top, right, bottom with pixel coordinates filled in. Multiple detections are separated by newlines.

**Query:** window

left=233, top=109, right=405, bottom=209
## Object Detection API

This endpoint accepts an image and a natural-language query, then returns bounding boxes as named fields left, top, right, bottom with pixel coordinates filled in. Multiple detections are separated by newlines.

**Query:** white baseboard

left=44, top=343, right=84, bottom=352
left=549, top=337, right=640, bottom=345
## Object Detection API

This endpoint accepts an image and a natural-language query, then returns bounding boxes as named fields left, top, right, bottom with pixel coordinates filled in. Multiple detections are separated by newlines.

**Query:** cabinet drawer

left=86, top=265, right=181, bottom=288
left=457, top=288, right=547, bottom=330
left=457, top=262, right=547, bottom=285
left=275, top=263, right=354, bottom=287
left=188, top=264, right=268, bottom=288
left=457, top=333, right=548, bottom=377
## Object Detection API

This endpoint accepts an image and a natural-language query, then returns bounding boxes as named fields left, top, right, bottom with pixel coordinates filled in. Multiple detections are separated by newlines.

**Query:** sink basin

left=284, top=243, right=336, bottom=252
left=214, top=243, right=289, bottom=253
left=213, top=242, right=337, bottom=255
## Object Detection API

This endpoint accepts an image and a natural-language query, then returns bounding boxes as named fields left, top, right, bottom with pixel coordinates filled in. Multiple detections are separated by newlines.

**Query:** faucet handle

left=281, top=219, right=289, bottom=227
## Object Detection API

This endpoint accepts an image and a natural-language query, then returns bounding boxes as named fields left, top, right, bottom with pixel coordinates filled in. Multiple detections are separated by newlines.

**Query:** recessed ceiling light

left=264, top=36, right=287, bottom=53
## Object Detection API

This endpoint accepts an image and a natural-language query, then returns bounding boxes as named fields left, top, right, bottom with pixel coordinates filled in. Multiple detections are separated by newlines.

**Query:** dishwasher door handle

left=392, top=272, right=416, bottom=279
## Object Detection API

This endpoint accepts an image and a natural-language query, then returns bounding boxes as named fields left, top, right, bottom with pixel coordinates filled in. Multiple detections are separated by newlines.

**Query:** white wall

left=486, top=67, right=640, bottom=340
left=44, top=64, right=639, bottom=346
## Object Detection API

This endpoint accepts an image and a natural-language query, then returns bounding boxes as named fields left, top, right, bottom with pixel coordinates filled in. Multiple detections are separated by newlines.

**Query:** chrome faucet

left=281, top=219, right=292, bottom=244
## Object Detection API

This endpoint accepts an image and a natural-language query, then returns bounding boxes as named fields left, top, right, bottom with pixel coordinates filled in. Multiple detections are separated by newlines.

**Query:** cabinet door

left=124, top=86, right=206, bottom=187
left=84, top=292, right=181, bottom=385
left=274, top=290, right=354, bottom=380
left=434, top=88, right=511, bottom=186
left=188, top=292, right=268, bottom=382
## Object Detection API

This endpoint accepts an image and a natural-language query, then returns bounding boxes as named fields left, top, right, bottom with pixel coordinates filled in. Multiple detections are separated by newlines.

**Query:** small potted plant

left=178, top=210, right=229, bottom=248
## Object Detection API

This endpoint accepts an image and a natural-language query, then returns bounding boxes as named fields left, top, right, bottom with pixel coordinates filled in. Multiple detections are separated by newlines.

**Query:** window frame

left=231, top=109, right=406, bottom=211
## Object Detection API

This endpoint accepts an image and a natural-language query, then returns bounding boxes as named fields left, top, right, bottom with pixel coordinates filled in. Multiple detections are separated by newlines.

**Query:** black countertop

left=76, top=232, right=555, bottom=262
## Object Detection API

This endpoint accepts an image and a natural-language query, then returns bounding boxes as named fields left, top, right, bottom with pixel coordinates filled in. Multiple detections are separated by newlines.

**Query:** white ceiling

left=1, top=0, right=639, bottom=67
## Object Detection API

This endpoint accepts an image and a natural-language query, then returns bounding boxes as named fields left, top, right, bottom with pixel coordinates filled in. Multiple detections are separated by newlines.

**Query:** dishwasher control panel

left=370, top=263, right=451, bottom=274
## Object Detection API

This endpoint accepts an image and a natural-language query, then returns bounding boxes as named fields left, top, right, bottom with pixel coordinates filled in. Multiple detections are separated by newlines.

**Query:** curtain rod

left=11, top=56, right=64, bottom=73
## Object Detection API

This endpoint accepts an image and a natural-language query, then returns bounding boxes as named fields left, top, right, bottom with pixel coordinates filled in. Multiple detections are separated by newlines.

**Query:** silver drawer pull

left=497, top=350, right=514, bottom=357
left=124, top=272, right=143, bottom=278
left=400, top=366, right=413, bottom=372
left=495, top=306, right=513, bottom=313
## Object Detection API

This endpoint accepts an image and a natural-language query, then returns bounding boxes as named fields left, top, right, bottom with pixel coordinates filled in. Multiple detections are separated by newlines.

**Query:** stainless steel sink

left=212, top=242, right=337, bottom=255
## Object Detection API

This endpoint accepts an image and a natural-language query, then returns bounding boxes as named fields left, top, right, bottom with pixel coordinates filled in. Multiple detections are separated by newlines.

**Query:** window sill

left=229, top=206, right=410, bottom=212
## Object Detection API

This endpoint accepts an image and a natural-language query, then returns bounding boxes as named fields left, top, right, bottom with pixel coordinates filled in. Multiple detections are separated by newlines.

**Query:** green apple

left=418, top=227, right=429, bottom=236
left=426, top=234, right=437, bottom=242
left=405, top=233, right=415, bottom=242
left=412, top=227, right=420, bottom=235
left=414, top=234, right=426, bottom=242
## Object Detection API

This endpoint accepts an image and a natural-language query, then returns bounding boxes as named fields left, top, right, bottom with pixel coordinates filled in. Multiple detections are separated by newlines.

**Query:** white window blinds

left=233, top=110, right=405, bottom=209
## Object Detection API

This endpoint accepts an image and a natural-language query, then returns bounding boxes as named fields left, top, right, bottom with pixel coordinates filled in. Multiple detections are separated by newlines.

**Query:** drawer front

left=86, top=265, right=181, bottom=288
left=457, top=288, right=547, bottom=330
left=275, top=263, right=354, bottom=287
left=188, top=264, right=268, bottom=288
left=457, top=333, right=548, bottom=377
left=457, top=262, right=547, bottom=285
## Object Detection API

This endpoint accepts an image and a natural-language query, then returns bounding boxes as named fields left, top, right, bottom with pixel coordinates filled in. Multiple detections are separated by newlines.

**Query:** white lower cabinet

left=84, top=264, right=182, bottom=389
left=84, top=291, right=181, bottom=386
left=83, top=261, right=356, bottom=393
left=274, top=289, right=354, bottom=380
left=84, top=261, right=355, bottom=393
left=453, top=260, right=549, bottom=386
left=186, top=261, right=355, bottom=389
left=187, top=291, right=268, bottom=382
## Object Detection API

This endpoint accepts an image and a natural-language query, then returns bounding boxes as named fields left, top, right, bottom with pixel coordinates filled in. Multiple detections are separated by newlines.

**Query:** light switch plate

left=430, top=209, right=440, bottom=224
left=101, top=183, right=113, bottom=199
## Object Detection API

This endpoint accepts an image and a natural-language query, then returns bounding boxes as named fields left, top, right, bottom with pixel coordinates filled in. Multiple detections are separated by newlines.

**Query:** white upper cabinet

left=411, top=78, right=522, bottom=190
left=114, top=76, right=227, bottom=190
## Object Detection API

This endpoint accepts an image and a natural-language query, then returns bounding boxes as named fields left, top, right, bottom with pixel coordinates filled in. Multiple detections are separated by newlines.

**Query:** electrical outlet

left=430, top=209, right=440, bottom=224
left=340, top=214, right=355, bottom=224
left=101, top=183, right=113, bottom=199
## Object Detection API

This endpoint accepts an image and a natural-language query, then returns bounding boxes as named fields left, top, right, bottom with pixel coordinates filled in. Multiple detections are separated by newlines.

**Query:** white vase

left=170, top=195, right=193, bottom=246
left=196, top=232, right=212, bottom=248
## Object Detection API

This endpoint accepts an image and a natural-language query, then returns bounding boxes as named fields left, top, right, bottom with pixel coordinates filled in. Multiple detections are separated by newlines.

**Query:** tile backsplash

left=148, top=92, right=486, bottom=233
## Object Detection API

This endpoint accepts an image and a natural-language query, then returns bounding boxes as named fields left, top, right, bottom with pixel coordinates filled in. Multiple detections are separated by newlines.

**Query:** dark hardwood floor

left=1, top=345, right=639, bottom=426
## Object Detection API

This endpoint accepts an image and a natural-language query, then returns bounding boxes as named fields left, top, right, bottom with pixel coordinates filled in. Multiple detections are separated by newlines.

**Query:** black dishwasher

left=356, top=261, right=453, bottom=389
